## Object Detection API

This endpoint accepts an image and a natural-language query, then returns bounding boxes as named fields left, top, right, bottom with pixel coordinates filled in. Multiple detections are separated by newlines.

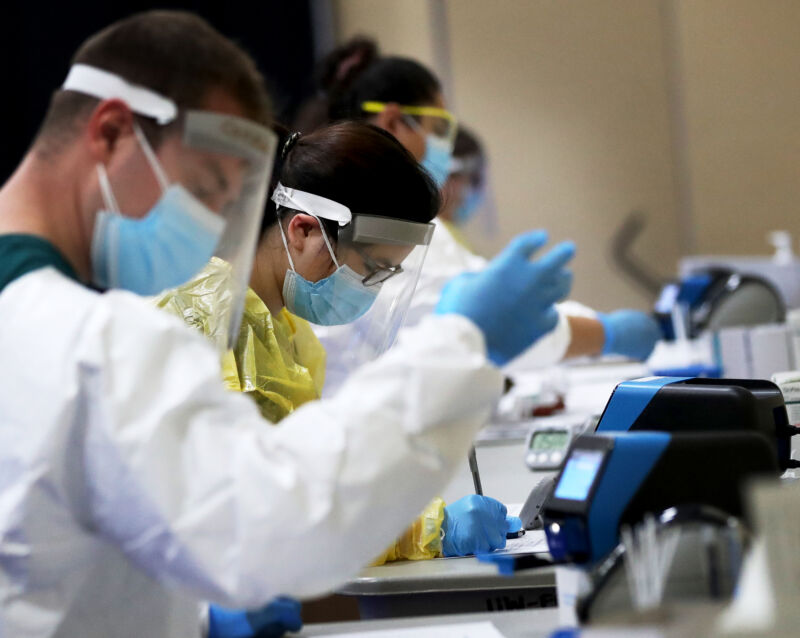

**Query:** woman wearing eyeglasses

left=155, top=121, right=522, bottom=637
left=156, top=120, right=519, bottom=567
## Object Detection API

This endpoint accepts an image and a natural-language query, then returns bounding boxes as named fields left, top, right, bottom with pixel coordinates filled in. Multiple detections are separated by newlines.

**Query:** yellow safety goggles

left=361, top=101, right=458, bottom=142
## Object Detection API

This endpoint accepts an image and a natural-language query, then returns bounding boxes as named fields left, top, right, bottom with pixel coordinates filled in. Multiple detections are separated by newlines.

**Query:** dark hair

left=262, top=122, right=294, bottom=233
left=292, top=37, right=379, bottom=133
left=263, top=121, right=440, bottom=238
left=316, top=37, right=441, bottom=124
left=34, top=10, right=272, bottom=157
left=454, top=125, right=483, bottom=161
left=318, top=37, right=380, bottom=102
left=452, top=125, right=486, bottom=188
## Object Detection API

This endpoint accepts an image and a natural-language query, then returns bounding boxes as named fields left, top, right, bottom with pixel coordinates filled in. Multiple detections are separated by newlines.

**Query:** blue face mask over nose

left=90, top=125, right=225, bottom=295
left=454, top=187, right=485, bottom=225
left=404, top=115, right=453, bottom=190
left=282, top=265, right=380, bottom=326
left=421, top=133, right=453, bottom=189
left=278, top=217, right=380, bottom=326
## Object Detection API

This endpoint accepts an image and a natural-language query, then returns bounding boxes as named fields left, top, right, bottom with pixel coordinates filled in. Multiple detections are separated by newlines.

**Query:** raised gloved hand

left=208, top=598, right=302, bottom=638
left=598, top=310, right=662, bottom=361
left=442, top=494, right=523, bottom=557
left=435, top=230, right=575, bottom=365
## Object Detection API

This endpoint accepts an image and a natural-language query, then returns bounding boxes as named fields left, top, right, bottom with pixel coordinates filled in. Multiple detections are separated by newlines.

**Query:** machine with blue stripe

left=594, top=376, right=796, bottom=472
left=543, top=430, right=777, bottom=565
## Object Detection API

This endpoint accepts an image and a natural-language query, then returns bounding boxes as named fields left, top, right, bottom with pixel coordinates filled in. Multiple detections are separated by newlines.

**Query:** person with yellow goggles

left=302, top=38, right=662, bottom=378
left=358, top=100, right=457, bottom=188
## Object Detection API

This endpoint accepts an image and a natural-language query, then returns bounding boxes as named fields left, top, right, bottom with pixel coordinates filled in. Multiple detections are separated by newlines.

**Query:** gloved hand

left=435, top=231, right=575, bottom=365
left=442, top=494, right=523, bottom=557
left=598, top=310, right=662, bottom=360
left=208, top=598, right=302, bottom=638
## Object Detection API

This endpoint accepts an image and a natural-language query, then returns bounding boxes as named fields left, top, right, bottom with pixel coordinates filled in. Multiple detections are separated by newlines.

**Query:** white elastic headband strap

left=62, top=64, right=178, bottom=125
left=277, top=222, right=297, bottom=272
left=133, top=124, right=170, bottom=191
left=96, top=163, right=120, bottom=214
left=276, top=211, right=340, bottom=272
left=273, top=183, right=345, bottom=270
left=271, top=183, right=352, bottom=226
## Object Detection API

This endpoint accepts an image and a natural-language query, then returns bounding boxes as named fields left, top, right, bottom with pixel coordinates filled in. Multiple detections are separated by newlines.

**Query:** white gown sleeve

left=399, top=221, right=601, bottom=371
left=503, top=301, right=600, bottom=371
left=76, top=290, right=504, bottom=608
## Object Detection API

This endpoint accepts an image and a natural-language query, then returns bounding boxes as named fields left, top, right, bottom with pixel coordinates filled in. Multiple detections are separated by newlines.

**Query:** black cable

left=609, top=210, right=668, bottom=298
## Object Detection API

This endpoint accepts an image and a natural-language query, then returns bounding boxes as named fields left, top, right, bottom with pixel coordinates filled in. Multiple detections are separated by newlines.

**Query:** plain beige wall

left=333, top=0, right=681, bottom=310
left=675, top=0, right=800, bottom=257
left=331, top=0, right=800, bottom=311
left=334, top=0, right=437, bottom=66
left=445, top=0, right=681, bottom=310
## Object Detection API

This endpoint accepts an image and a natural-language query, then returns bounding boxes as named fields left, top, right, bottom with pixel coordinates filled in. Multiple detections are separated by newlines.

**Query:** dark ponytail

left=292, top=37, right=379, bottom=133
left=318, top=36, right=380, bottom=100
left=293, top=37, right=442, bottom=131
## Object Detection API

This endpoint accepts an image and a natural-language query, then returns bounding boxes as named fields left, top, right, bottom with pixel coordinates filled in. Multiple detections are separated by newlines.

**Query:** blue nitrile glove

left=598, top=310, right=662, bottom=361
left=208, top=598, right=302, bottom=638
left=442, top=494, right=523, bottom=557
left=435, top=231, right=575, bottom=366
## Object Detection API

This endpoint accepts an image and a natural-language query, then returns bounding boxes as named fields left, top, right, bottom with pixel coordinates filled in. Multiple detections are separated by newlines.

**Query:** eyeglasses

left=351, top=244, right=404, bottom=287
left=361, top=101, right=458, bottom=142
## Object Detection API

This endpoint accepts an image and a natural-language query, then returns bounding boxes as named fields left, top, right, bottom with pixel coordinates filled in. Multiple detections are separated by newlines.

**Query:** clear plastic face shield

left=362, top=101, right=458, bottom=189
left=62, top=65, right=276, bottom=348
left=271, top=183, right=434, bottom=357
left=447, top=150, right=499, bottom=238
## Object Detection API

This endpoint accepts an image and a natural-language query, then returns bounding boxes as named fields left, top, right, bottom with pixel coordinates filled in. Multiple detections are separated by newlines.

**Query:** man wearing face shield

left=0, top=11, right=574, bottom=638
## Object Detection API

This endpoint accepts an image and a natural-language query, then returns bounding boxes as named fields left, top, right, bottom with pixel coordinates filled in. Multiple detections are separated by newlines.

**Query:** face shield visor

left=62, top=65, right=276, bottom=349
left=447, top=153, right=493, bottom=227
left=271, top=183, right=434, bottom=358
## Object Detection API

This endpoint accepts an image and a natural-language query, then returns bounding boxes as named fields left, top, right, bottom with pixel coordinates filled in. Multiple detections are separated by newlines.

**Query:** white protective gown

left=0, top=268, right=503, bottom=638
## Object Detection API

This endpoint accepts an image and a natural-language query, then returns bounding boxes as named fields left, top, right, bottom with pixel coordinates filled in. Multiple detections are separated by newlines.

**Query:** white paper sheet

left=318, top=621, right=507, bottom=638
left=495, top=504, right=549, bottom=555
left=506, top=503, right=523, bottom=518
left=492, top=529, right=549, bottom=555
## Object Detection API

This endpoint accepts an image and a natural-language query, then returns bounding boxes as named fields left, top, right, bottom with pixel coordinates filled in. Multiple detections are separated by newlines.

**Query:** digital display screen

left=554, top=449, right=605, bottom=501
left=531, top=431, right=570, bottom=451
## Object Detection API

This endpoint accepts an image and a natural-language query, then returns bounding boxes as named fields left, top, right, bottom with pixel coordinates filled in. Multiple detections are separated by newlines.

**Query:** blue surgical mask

left=90, top=125, right=225, bottom=295
left=282, top=265, right=380, bottom=326
left=404, top=115, right=453, bottom=189
left=91, top=180, right=225, bottom=294
left=278, top=218, right=380, bottom=325
left=454, top=187, right=485, bottom=225
left=421, top=133, right=453, bottom=189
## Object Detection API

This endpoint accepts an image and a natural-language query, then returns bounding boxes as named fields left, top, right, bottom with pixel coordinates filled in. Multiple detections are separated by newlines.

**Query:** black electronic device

left=543, top=431, right=777, bottom=565
left=596, top=376, right=797, bottom=472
